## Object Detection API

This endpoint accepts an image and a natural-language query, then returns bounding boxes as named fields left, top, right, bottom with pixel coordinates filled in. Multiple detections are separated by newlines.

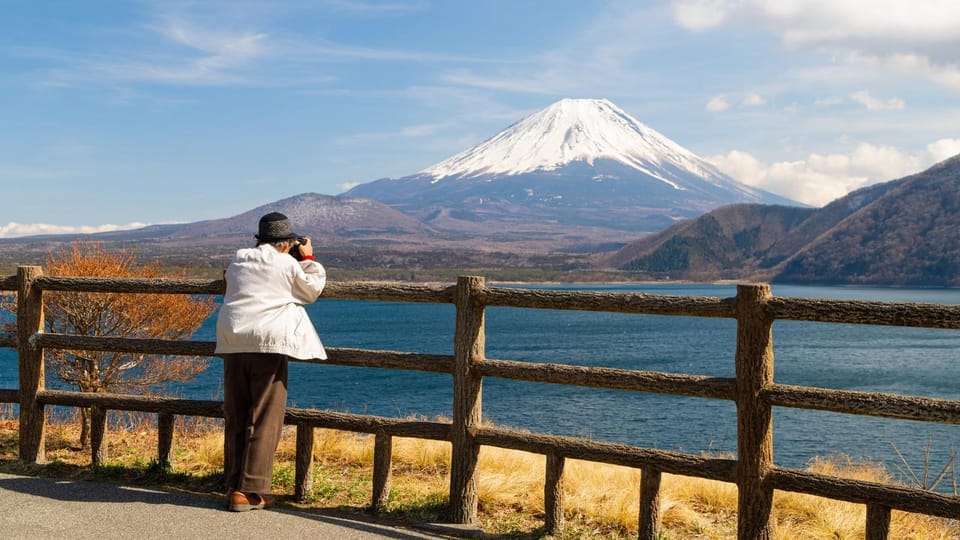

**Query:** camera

left=290, top=236, right=308, bottom=261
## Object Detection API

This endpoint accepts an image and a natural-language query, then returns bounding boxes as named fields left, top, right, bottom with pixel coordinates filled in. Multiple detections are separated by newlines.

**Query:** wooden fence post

left=448, top=276, right=485, bottom=524
left=90, top=405, right=108, bottom=466
left=157, top=413, right=174, bottom=469
left=865, top=504, right=891, bottom=540
left=639, top=468, right=662, bottom=540
left=295, top=423, right=315, bottom=502
left=735, top=283, right=775, bottom=540
left=371, top=431, right=393, bottom=513
left=17, top=266, right=46, bottom=462
left=544, top=452, right=565, bottom=534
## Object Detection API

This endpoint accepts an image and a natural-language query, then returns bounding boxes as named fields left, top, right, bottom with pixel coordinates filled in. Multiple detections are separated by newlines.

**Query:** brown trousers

left=222, top=353, right=289, bottom=494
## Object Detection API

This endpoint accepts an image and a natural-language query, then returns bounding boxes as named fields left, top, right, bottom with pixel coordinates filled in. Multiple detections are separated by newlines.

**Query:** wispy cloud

left=706, top=91, right=767, bottom=112
left=0, top=164, right=71, bottom=181
left=815, top=96, right=844, bottom=106
left=13, top=4, right=495, bottom=91
left=322, top=0, right=429, bottom=14
left=706, top=95, right=731, bottom=112
left=15, top=28, right=268, bottom=87
left=136, top=18, right=269, bottom=83
left=440, top=69, right=558, bottom=95
left=289, top=41, right=498, bottom=64
left=436, top=3, right=678, bottom=100
left=849, top=90, right=905, bottom=111
left=336, top=121, right=455, bottom=144
left=0, top=222, right=149, bottom=239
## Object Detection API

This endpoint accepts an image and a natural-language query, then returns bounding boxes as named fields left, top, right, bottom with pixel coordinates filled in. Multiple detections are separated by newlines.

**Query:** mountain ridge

left=346, top=98, right=800, bottom=237
left=608, top=154, right=960, bottom=285
left=7, top=98, right=955, bottom=285
left=4, top=156, right=958, bottom=285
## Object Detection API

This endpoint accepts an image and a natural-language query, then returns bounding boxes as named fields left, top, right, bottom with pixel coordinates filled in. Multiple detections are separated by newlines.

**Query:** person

left=215, top=212, right=327, bottom=512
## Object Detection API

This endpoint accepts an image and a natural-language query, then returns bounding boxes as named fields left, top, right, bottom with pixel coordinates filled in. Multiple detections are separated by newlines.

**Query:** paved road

left=0, top=473, right=470, bottom=540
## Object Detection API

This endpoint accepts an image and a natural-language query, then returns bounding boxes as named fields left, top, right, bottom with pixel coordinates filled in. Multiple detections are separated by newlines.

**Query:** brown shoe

left=228, top=490, right=274, bottom=512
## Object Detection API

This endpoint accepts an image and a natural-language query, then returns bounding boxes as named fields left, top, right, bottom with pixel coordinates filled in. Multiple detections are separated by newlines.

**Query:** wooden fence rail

left=2, top=267, right=960, bottom=539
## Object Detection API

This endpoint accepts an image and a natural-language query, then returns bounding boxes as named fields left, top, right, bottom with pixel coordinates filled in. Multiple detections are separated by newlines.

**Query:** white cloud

left=707, top=92, right=766, bottom=111
left=671, top=0, right=960, bottom=92
left=337, top=182, right=360, bottom=192
left=849, top=90, right=905, bottom=111
left=673, top=0, right=960, bottom=44
left=741, top=92, right=766, bottom=107
left=848, top=51, right=960, bottom=92
left=0, top=222, right=149, bottom=239
left=708, top=140, right=958, bottom=206
left=672, top=0, right=729, bottom=30
left=706, top=95, right=731, bottom=112
left=925, top=138, right=960, bottom=162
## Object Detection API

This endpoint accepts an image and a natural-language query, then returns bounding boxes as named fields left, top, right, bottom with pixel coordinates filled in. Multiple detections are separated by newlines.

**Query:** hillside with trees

left=608, top=154, right=960, bottom=285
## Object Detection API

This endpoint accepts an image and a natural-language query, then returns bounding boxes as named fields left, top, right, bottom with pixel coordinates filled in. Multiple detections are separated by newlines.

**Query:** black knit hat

left=255, top=212, right=298, bottom=242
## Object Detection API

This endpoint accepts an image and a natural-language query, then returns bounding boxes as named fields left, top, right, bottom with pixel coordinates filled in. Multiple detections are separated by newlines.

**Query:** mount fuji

left=345, top=98, right=800, bottom=240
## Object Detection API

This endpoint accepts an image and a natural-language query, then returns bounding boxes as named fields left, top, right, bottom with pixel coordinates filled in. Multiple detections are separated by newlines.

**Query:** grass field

left=0, top=412, right=957, bottom=539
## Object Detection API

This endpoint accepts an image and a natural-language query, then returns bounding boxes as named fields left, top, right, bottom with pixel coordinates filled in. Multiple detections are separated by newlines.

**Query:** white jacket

left=215, top=244, right=327, bottom=360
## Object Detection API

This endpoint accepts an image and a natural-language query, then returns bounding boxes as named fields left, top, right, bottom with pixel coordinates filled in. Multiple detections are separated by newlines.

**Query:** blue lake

left=2, top=282, right=960, bottom=484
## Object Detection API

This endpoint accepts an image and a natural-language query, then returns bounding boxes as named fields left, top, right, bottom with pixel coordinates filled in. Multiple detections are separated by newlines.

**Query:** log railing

left=2, top=266, right=960, bottom=539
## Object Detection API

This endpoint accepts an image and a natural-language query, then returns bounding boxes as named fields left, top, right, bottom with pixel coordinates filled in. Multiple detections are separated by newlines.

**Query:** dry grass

left=1, top=415, right=958, bottom=539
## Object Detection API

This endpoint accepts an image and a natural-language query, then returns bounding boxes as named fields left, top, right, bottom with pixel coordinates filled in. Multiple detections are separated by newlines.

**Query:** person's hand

left=298, top=237, right=313, bottom=259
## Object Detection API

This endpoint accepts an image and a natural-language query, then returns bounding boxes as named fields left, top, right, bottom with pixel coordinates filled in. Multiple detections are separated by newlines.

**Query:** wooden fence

left=1, top=266, right=960, bottom=539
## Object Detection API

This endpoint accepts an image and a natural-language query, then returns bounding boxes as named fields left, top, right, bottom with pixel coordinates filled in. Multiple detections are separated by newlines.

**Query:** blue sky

left=2, top=0, right=959, bottom=238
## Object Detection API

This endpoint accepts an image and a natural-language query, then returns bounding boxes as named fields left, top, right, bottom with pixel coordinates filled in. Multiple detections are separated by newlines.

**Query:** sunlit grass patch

left=1, top=417, right=958, bottom=539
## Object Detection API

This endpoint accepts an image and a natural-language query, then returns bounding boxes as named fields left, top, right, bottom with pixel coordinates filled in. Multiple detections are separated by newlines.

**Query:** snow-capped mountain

left=424, top=98, right=757, bottom=197
left=345, top=98, right=799, bottom=236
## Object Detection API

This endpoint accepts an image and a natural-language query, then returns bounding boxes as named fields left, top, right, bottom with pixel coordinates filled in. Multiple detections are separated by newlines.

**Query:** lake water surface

left=2, top=282, right=959, bottom=484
